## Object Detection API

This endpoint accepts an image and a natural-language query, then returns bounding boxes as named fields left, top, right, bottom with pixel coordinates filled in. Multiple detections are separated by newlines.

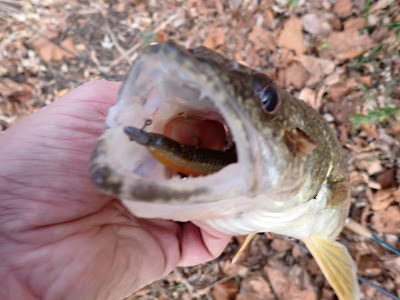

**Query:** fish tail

left=304, top=235, right=360, bottom=300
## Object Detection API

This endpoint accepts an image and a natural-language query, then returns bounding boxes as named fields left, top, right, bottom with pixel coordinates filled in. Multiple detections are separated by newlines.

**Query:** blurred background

left=0, top=0, right=399, bottom=299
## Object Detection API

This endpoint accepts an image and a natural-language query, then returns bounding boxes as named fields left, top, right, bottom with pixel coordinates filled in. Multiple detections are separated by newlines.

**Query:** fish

left=89, top=40, right=359, bottom=300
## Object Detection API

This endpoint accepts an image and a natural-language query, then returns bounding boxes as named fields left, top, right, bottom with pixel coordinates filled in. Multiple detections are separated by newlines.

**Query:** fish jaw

left=90, top=41, right=274, bottom=215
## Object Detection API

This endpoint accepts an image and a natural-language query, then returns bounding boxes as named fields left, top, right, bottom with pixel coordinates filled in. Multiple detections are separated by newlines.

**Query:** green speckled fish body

left=90, top=41, right=359, bottom=300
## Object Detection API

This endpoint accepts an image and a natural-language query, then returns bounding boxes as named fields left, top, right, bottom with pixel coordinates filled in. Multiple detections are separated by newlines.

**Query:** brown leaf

left=359, top=75, right=372, bottom=87
left=264, top=266, right=316, bottom=300
left=360, top=123, right=379, bottom=139
left=8, top=84, right=33, bottom=102
left=248, top=26, right=276, bottom=52
left=211, top=279, right=238, bottom=300
left=327, top=28, right=374, bottom=61
left=301, top=13, right=332, bottom=36
left=306, top=258, right=320, bottom=275
left=220, top=260, right=249, bottom=277
left=271, top=238, right=293, bottom=252
left=284, top=63, right=310, bottom=90
left=393, top=188, right=400, bottom=203
left=203, top=27, right=225, bottom=49
left=0, top=78, right=20, bottom=96
left=297, top=55, right=335, bottom=85
left=370, top=0, right=393, bottom=13
left=238, top=275, right=274, bottom=300
left=371, top=189, right=394, bottom=211
left=357, top=254, right=381, bottom=276
left=371, top=206, right=400, bottom=234
left=33, top=36, right=77, bottom=63
left=298, top=88, right=317, bottom=109
left=263, top=267, right=287, bottom=298
left=328, top=83, right=351, bottom=100
left=375, top=169, right=396, bottom=189
left=344, top=17, right=366, bottom=30
left=333, top=0, right=353, bottom=17
left=277, top=16, right=307, bottom=56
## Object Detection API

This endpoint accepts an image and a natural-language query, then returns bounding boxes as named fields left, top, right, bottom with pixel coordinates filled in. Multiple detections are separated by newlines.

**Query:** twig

left=108, top=12, right=179, bottom=68
left=106, top=26, right=130, bottom=64
left=345, top=218, right=400, bottom=256
left=174, top=268, right=194, bottom=295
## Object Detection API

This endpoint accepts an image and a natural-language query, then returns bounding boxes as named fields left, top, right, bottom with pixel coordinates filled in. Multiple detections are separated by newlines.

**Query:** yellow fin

left=232, top=233, right=257, bottom=264
left=305, top=235, right=359, bottom=300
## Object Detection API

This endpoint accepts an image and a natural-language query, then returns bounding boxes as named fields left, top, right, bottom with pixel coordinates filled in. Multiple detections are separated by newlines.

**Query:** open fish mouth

left=90, top=41, right=262, bottom=218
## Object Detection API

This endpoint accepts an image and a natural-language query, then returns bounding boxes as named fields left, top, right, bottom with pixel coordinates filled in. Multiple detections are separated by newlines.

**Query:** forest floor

left=1, top=0, right=399, bottom=299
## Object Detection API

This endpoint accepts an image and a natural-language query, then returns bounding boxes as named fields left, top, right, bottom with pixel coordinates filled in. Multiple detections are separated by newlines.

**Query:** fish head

left=90, top=40, right=328, bottom=220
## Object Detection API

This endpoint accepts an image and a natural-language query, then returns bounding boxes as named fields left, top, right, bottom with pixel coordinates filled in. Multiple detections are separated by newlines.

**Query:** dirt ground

left=1, top=0, right=399, bottom=299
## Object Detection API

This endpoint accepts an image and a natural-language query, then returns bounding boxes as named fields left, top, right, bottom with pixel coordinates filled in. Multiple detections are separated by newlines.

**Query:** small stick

left=345, top=218, right=400, bottom=256
left=231, top=233, right=257, bottom=264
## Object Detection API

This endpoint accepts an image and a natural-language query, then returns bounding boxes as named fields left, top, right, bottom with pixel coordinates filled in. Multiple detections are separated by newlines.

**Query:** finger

left=178, top=222, right=231, bottom=266
left=58, top=80, right=121, bottom=117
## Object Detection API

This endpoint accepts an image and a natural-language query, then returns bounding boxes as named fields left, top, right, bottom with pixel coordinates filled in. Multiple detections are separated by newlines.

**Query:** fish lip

left=91, top=41, right=259, bottom=205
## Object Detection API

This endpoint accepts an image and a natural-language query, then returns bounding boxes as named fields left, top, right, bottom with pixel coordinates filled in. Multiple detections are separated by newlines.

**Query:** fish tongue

left=163, top=116, right=227, bottom=150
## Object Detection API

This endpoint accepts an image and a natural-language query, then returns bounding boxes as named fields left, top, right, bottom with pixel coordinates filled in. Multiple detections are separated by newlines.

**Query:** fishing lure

left=123, top=121, right=237, bottom=177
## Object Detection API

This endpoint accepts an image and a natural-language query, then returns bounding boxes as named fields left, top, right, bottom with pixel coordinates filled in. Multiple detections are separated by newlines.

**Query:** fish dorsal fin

left=305, top=235, right=360, bottom=300
left=283, top=128, right=316, bottom=158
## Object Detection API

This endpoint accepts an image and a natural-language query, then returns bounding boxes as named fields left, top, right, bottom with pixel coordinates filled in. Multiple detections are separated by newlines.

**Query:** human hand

left=0, top=81, right=231, bottom=300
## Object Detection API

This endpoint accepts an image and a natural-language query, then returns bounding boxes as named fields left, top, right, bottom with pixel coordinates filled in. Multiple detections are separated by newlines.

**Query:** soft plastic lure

left=123, top=125, right=237, bottom=177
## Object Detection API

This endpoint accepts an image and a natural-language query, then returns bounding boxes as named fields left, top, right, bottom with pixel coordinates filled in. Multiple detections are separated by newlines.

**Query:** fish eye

left=251, top=74, right=279, bottom=114
left=259, top=86, right=279, bottom=113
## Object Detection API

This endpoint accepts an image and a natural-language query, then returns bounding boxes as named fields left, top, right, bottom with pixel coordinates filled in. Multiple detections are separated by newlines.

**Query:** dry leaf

left=344, top=17, right=366, bottom=30
left=284, top=63, right=310, bottom=89
left=248, top=26, right=276, bottom=52
left=264, top=266, right=287, bottom=298
left=220, top=260, right=249, bottom=277
left=324, top=67, right=345, bottom=86
left=301, top=13, right=321, bottom=36
left=357, top=254, right=381, bottom=276
left=8, top=84, right=33, bottom=102
left=371, top=189, right=394, bottom=211
left=327, top=28, right=374, bottom=60
left=297, top=55, right=335, bottom=85
left=203, top=27, right=225, bottom=49
left=376, top=169, right=396, bottom=189
left=359, top=75, right=372, bottom=87
left=211, top=279, right=238, bottom=300
left=264, top=265, right=316, bottom=300
left=393, top=188, right=400, bottom=203
left=0, top=78, right=20, bottom=96
left=298, top=87, right=317, bottom=109
left=33, top=36, right=77, bottom=63
left=238, top=275, right=275, bottom=300
left=371, top=206, right=400, bottom=234
left=277, top=16, right=307, bottom=56
left=333, top=0, right=353, bottom=17
left=360, top=123, right=379, bottom=139
left=370, top=0, right=393, bottom=13
left=271, top=238, right=293, bottom=252
left=328, top=83, right=351, bottom=100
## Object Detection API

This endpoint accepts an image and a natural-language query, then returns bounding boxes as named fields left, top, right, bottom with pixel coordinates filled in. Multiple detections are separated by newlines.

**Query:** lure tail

left=305, top=235, right=359, bottom=300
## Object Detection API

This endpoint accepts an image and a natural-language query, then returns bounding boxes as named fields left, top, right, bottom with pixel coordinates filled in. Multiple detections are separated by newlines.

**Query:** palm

left=0, top=81, right=230, bottom=300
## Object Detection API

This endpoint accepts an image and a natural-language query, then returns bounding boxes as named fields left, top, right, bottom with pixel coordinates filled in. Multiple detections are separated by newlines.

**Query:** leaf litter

left=1, top=0, right=399, bottom=299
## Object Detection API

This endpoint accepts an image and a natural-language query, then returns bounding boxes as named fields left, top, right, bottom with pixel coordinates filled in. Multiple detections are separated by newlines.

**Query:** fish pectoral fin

left=305, top=235, right=360, bottom=300
left=283, top=127, right=317, bottom=158
left=232, top=233, right=257, bottom=264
